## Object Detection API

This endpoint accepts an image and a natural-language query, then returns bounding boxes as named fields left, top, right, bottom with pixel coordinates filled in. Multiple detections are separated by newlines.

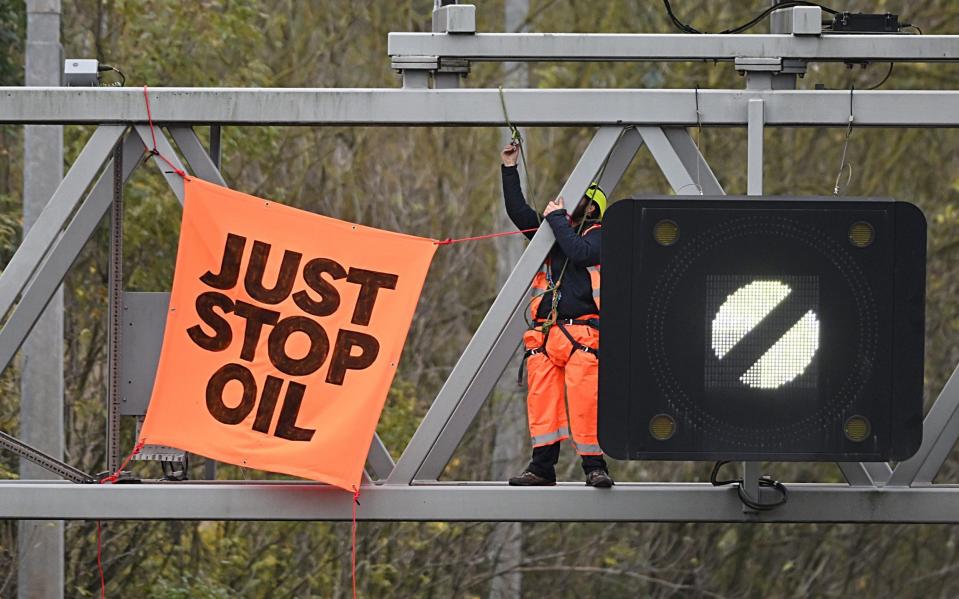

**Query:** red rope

left=140, top=89, right=538, bottom=248
left=96, top=440, right=145, bottom=598
left=352, top=487, right=361, bottom=599
left=142, top=85, right=187, bottom=178
left=434, top=226, right=539, bottom=246
left=144, top=84, right=543, bottom=251
left=99, top=440, right=146, bottom=485
left=96, top=521, right=106, bottom=599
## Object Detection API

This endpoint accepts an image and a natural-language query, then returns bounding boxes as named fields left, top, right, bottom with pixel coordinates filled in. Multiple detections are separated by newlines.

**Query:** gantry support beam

left=387, top=33, right=959, bottom=63
left=0, top=128, right=139, bottom=377
left=2, top=482, right=959, bottom=523
left=889, top=363, right=959, bottom=486
left=0, top=125, right=125, bottom=322
left=4, top=88, right=959, bottom=126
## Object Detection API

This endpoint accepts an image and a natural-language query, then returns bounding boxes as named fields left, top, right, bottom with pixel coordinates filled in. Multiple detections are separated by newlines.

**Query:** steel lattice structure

left=1, top=11, right=959, bottom=522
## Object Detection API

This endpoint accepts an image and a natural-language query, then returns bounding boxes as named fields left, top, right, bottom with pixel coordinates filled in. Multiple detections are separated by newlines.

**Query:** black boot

left=585, top=469, right=614, bottom=488
left=508, top=470, right=556, bottom=486
left=581, top=454, right=611, bottom=487
left=507, top=442, right=560, bottom=486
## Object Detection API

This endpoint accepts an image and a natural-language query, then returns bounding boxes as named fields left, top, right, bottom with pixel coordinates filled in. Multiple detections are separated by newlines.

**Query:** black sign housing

left=598, top=197, right=925, bottom=462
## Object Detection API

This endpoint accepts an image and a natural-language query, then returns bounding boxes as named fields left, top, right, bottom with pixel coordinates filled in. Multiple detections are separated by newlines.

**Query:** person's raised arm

left=501, top=143, right=540, bottom=238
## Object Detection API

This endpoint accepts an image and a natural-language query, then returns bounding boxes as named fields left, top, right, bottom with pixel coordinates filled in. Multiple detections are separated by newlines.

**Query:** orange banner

left=139, top=178, right=436, bottom=491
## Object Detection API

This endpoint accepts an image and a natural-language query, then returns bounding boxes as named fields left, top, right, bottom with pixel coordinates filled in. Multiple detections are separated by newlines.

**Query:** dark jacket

left=502, top=165, right=601, bottom=320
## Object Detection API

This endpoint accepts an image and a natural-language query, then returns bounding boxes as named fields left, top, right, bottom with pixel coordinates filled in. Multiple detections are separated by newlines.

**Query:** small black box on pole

left=598, top=197, right=926, bottom=462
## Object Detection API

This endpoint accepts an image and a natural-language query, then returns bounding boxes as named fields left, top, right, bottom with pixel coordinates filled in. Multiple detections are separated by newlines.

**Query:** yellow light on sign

left=649, top=414, right=676, bottom=441
left=653, top=220, right=680, bottom=246
left=844, top=416, right=871, bottom=442
left=849, top=221, right=874, bottom=248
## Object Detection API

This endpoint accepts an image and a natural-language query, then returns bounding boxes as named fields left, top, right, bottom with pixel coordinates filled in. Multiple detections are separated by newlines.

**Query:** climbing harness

left=517, top=318, right=600, bottom=385
left=554, top=319, right=599, bottom=357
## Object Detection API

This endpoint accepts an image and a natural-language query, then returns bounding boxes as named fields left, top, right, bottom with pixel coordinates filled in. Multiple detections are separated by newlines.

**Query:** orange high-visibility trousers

left=522, top=321, right=602, bottom=455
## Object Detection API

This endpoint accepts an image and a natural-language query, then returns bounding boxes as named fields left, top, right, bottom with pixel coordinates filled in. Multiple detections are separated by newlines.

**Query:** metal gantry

left=1, top=16, right=959, bottom=522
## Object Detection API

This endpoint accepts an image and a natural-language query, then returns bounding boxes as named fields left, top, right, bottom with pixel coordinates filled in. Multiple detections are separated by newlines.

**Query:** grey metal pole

left=106, top=142, right=123, bottom=473
left=209, top=125, right=221, bottom=169
left=207, top=124, right=221, bottom=481
left=488, top=2, right=529, bottom=596
left=742, top=90, right=766, bottom=513
left=747, top=99, right=764, bottom=196
left=19, top=0, right=64, bottom=597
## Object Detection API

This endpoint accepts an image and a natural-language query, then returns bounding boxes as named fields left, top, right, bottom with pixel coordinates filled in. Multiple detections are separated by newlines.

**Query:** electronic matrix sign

left=598, top=197, right=926, bottom=462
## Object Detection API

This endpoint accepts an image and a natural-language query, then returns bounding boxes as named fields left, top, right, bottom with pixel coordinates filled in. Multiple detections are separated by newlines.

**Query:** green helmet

left=584, top=183, right=607, bottom=218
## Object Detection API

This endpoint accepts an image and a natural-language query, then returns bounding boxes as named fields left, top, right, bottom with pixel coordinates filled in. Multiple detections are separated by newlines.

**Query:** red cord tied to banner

left=142, top=85, right=188, bottom=179
left=352, top=486, right=361, bottom=599
left=144, top=84, right=543, bottom=252
left=97, top=439, right=145, bottom=598
left=97, top=520, right=106, bottom=598
left=435, top=226, right=539, bottom=246
left=99, top=440, right=145, bottom=484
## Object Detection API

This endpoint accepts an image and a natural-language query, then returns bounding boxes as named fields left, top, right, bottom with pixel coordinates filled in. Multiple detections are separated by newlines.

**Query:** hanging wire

left=865, top=63, right=895, bottom=90
left=499, top=86, right=539, bottom=220
left=662, top=0, right=838, bottom=35
left=710, top=461, right=788, bottom=511
left=832, top=61, right=897, bottom=195
left=694, top=85, right=704, bottom=195
left=97, top=64, right=126, bottom=86
left=833, top=85, right=855, bottom=196
left=673, top=87, right=710, bottom=196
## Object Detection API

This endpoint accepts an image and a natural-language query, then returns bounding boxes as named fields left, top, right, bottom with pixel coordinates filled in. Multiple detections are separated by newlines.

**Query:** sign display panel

left=598, top=198, right=925, bottom=462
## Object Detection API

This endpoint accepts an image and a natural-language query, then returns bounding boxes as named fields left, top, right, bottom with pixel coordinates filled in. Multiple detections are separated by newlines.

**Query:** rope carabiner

left=499, top=86, right=539, bottom=219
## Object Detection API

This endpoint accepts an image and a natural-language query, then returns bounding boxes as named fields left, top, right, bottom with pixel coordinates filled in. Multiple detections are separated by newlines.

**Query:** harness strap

left=519, top=318, right=598, bottom=386
left=532, top=318, right=599, bottom=329
left=555, top=322, right=598, bottom=358
left=518, top=336, right=548, bottom=387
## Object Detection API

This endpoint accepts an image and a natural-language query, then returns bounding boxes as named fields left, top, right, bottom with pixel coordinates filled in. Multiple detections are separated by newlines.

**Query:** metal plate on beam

left=120, top=292, right=169, bottom=416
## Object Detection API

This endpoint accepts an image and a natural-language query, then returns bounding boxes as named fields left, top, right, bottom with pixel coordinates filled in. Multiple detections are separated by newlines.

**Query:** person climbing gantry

left=500, top=142, right=614, bottom=488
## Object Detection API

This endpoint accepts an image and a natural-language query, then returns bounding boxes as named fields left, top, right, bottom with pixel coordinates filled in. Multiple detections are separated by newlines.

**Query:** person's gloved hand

left=501, top=142, right=519, bottom=167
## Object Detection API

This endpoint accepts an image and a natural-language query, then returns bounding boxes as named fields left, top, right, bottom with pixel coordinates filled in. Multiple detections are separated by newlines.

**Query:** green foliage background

left=1, top=0, right=959, bottom=597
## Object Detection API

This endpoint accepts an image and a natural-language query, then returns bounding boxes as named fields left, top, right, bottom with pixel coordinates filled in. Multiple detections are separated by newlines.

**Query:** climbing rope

left=498, top=87, right=539, bottom=219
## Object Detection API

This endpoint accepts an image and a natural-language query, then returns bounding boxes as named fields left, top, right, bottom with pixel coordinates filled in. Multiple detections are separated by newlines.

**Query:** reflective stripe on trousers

left=572, top=441, right=603, bottom=455
left=531, top=427, right=570, bottom=447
